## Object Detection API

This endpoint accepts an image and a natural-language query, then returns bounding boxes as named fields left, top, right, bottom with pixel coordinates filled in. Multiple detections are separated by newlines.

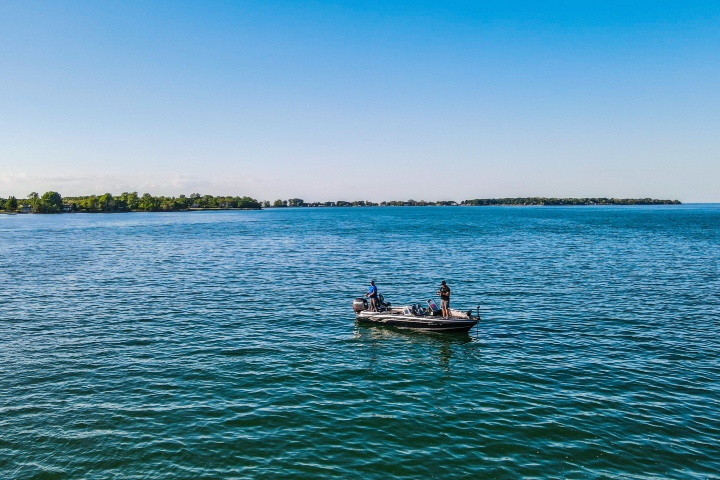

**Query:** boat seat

left=402, top=305, right=426, bottom=316
left=427, top=299, right=441, bottom=316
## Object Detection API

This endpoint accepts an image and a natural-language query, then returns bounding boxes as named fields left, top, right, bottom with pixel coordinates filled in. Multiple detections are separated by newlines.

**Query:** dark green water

left=1, top=206, right=719, bottom=478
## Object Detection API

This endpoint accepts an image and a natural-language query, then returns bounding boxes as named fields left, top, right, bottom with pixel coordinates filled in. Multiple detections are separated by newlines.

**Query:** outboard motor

left=353, top=297, right=368, bottom=313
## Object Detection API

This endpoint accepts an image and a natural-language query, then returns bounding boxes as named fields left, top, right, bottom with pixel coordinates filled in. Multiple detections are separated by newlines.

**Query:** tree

left=175, top=194, right=191, bottom=210
left=114, top=192, right=133, bottom=211
left=288, top=198, right=304, bottom=207
left=81, top=195, right=99, bottom=211
left=98, top=193, right=114, bottom=212
left=139, top=193, right=160, bottom=211
left=273, top=199, right=286, bottom=207
left=38, top=191, right=63, bottom=213
left=120, top=192, right=140, bottom=210
left=168, top=196, right=190, bottom=210
left=6, top=196, right=17, bottom=211
left=202, top=195, right=217, bottom=208
left=27, top=192, right=40, bottom=211
left=236, top=196, right=261, bottom=209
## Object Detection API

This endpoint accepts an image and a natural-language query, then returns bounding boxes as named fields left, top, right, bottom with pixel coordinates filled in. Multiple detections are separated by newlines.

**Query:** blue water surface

left=1, top=205, right=719, bottom=478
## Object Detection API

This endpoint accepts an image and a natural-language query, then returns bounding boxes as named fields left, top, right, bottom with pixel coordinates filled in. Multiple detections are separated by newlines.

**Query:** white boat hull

left=356, top=308, right=479, bottom=332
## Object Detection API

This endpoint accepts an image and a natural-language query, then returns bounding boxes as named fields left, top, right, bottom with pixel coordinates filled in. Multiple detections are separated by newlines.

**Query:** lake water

left=1, top=206, right=719, bottom=478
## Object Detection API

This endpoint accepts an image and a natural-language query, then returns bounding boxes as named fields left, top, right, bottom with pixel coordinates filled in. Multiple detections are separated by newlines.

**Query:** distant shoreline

left=0, top=192, right=682, bottom=214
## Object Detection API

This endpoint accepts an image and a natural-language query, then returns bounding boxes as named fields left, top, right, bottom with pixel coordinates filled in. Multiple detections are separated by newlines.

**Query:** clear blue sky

left=1, top=1, right=718, bottom=201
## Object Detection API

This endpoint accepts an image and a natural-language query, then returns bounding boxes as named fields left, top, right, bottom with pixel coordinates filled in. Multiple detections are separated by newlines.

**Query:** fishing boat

left=353, top=296, right=480, bottom=332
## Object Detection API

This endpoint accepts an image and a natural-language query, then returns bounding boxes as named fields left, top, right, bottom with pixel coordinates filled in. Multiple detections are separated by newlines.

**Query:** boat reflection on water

left=353, top=321, right=474, bottom=343
left=353, top=321, right=475, bottom=371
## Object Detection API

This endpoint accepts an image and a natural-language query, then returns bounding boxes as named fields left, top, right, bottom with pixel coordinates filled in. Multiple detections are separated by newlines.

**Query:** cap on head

left=370, top=280, right=375, bottom=284
left=441, top=280, right=446, bottom=285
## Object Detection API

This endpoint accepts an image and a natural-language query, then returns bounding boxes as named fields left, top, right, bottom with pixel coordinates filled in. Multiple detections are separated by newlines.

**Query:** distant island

left=0, top=192, right=681, bottom=213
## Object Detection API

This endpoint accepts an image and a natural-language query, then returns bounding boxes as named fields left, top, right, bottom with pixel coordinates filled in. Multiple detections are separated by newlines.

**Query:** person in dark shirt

left=365, top=280, right=379, bottom=311
left=436, top=280, right=451, bottom=319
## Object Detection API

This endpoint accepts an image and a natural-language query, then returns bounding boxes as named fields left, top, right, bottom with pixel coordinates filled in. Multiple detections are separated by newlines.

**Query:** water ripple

left=1, top=206, right=719, bottom=478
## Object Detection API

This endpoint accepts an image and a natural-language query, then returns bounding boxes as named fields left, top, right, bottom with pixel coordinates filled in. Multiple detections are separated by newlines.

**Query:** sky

left=0, top=0, right=718, bottom=202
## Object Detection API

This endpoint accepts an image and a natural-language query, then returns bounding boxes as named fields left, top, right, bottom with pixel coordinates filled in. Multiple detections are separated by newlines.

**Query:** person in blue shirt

left=365, top=280, right=379, bottom=311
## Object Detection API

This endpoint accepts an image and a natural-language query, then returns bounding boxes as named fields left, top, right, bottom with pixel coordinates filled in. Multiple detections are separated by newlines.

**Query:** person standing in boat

left=437, top=280, right=451, bottom=319
left=365, top=280, right=379, bottom=311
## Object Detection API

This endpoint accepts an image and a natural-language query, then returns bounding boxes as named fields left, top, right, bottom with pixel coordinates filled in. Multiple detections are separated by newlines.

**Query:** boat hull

left=355, top=312, right=478, bottom=332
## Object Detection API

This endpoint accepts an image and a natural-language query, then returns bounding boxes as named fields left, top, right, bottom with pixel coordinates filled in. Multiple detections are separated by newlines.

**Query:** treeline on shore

left=270, top=199, right=460, bottom=207
left=0, top=192, right=681, bottom=213
left=287, top=197, right=681, bottom=207
left=461, top=197, right=681, bottom=206
left=0, top=192, right=262, bottom=213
